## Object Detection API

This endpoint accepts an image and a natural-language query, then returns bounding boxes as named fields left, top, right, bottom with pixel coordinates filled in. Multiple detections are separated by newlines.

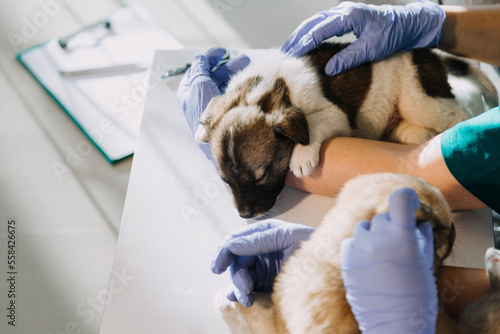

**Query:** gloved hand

left=340, top=188, right=438, bottom=334
left=177, top=48, right=250, bottom=159
left=211, top=219, right=315, bottom=307
left=282, top=0, right=446, bottom=76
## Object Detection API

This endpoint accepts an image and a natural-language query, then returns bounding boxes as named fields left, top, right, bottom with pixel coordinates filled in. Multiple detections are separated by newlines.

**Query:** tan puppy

left=215, top=173, right=458, bottom=333
left=196, top=43, right=498, bottom=218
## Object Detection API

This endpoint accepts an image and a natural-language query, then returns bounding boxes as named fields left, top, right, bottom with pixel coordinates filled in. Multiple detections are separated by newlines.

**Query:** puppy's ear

left=272, top=107, right=309, bottom=145
left=257, top=77, right=292, bottom=113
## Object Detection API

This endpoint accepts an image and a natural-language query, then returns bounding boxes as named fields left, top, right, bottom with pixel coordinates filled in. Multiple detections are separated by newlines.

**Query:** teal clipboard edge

left=16, top=47, right=130, bottom=165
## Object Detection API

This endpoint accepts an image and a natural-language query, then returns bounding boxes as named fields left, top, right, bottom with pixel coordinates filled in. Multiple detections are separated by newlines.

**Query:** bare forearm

left=285, top=135, right=486, bottom=211
left=439, top=5, right=500, bottom=65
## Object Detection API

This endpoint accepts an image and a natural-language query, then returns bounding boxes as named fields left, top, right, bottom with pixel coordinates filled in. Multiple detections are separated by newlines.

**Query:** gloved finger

left=176, top=63, right=194, bottom=101
left=230, top=257, right=256, bottom=307
left=230, top=257, right=255, bottom=295
left=286, top=15, right=343, bottom=59
left=324, top=37, right=374, bottom=76
left=223, top=53, right=251, bottom=72
left=352, top=219, right=372, bottom=235
left=182, top=79, right=219, bottom=135
left=227, top=220, right=313, bottom=257
left=339, top=220, right=376, bottom=268
left=188, top=54, right=213, bottom=80
left=369, top=189, right=419, bottom=235
left=211, top=220, right=286, bottom=274
left=348, top=219, right=372, bottom=248
left=178, top=50, right=221, bottom=94
left=233, top=286, right=255, bottom=308
left=212, top=54, right=250, bottom=90
left=416, top=221, right=435, bottom=260
left=205, top=47, right=227, bottom=69
left=416, top=221, right=433, bottom=244
left=211, top=246, right=234, bottom=274
left=176, top=64, right=210, bottom=132
left=228, top=227, right=291, bottom=256
left=281, top=14, right=329, bottom=54
left=388, top=188, right=420, bottom=228
left=339, top=237, right=354, bottom=268
left=368, top=211, right=414, bottom=239
left=227, top=290, right=237, bottom=302
left=226, top=219, right=292, bottom=241
left=278, top=224, right=315, bottom=262
left=227, top=287, right=258, bottom=308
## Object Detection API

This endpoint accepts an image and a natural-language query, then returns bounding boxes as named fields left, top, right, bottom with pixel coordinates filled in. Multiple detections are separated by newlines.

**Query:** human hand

left=176, top=48, right=250, bottom=159
left=340, top=188, right=438, bottom=334
left=282, top=0, right=446, bottom=76
left=211, top=220, right=315, bottom=307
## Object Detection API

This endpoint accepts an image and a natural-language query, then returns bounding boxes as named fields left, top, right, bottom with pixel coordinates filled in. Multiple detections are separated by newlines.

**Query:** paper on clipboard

left=17, top=5, right=184, bottom=163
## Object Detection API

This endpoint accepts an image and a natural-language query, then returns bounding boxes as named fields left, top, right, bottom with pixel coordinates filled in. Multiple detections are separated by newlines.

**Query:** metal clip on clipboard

left=56, top=18, right=149, bottom=77
left=58, top=19, right=112, bottom=50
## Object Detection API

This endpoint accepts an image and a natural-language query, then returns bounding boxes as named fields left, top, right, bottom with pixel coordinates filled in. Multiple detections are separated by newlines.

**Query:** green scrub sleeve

left=441, top=107, right=500, bottom=212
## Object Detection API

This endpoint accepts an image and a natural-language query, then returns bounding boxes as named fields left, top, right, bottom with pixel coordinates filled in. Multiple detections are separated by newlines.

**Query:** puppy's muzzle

left=232, top=186, right=282, bottom=219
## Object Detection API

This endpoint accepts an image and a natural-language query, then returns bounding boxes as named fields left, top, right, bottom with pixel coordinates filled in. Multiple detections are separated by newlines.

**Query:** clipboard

left=17, top=5, right=184, bottom=163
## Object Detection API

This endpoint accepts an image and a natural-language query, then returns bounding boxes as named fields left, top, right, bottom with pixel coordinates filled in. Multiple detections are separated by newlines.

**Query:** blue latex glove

left=282, top=0, right=446, bottom=76
left=340, top=188, right=438, bottom=334
left=211, top=220, right=315, bottom=307
left=177, top=48, right=250, bottom=159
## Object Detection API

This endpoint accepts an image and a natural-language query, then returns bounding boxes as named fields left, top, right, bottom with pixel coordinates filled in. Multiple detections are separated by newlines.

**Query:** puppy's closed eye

left=254, top=166, right=270, bottom=185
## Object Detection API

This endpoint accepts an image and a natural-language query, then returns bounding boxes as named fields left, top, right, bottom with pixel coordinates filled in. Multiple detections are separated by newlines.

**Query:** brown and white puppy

left=196, top=43, right=498, bottom=218
left=215, top=173, right=458, bottom=334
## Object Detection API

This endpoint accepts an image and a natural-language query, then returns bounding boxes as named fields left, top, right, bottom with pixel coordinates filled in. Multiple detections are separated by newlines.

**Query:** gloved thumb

left=205, top=47, right=227, bottom=69
left=211, top=224, right=283, bottom=275
left=212, top=54, right=250, bottom=92
left=224, top=54, right=251, bottom=72
left=388, top=188, right=420, bottom=228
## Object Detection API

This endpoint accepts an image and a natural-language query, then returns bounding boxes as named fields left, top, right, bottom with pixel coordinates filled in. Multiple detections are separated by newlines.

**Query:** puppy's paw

left=214, top=287, right=238, bottom=315
left=214, top=288, right=263, bottom=334
left=289, top=144, right=320, bottom=178
left=195, top=124, right=209, bottom=143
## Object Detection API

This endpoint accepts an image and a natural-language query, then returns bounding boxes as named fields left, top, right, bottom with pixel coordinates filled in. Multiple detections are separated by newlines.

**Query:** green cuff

left=441, top=107, right=500, bottom=211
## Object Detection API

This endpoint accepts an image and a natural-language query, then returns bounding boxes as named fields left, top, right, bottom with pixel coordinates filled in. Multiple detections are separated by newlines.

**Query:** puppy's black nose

left=239, top=212, right=254, bottom=219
